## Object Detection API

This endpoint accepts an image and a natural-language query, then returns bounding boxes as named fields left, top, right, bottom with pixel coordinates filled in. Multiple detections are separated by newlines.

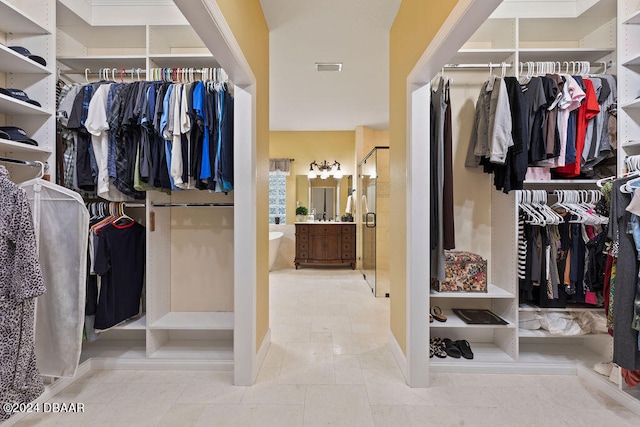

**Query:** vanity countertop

left=294, top=221, right=354, bottom=225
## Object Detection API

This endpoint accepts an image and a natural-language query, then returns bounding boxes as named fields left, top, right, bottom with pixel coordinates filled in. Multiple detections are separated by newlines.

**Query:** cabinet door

left=324, top=234, right=341, bottom=260
left=309, top=235, right=326, bottom=261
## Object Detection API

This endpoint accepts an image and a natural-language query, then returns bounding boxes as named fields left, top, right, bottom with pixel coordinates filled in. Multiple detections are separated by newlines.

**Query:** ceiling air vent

left=315, top=62, right=342, bottom=72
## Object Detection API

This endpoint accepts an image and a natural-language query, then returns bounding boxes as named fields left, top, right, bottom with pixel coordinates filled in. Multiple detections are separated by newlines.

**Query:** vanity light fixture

left=308, top=160, right=343, bottom=180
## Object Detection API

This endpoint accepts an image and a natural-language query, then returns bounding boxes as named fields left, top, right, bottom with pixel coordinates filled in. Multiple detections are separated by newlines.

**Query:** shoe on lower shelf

left=609, top=364, right=621, bottom=385
left=593, top=361, right=614, bottom=377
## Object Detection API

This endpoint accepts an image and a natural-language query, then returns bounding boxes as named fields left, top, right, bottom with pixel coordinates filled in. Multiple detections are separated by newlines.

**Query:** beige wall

left=216, top=0, right=270, bottom=350
left=270, top=131, right=357, bottom=223
left=389, top=0, right=460, bottom=354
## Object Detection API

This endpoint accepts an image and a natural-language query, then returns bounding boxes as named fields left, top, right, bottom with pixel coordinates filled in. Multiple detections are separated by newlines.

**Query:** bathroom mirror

left=294, top=175, right=352, bottom=221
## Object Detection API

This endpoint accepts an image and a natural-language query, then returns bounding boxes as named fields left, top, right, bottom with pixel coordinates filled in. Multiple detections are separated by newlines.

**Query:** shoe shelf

left=430, top=343, right=516, bottom=366
left=430, top=284, right=514, bottom=299
left=430, top=309, right=515, bottom=329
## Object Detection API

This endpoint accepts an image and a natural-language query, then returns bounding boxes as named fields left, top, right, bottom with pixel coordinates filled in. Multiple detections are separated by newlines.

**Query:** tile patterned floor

left=10, top=268, right=640, bottom=426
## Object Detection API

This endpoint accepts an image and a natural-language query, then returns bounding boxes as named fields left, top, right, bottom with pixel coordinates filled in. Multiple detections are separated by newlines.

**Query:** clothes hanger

left=84, top=68, right=90, bottom=83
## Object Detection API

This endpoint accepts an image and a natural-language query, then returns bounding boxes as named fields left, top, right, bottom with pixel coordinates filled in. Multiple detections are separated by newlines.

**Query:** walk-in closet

left=415, top=0, right=640, bottom=413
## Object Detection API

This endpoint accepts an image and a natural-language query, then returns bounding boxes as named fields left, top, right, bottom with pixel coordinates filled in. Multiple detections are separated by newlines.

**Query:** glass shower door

left=359, top=150, right=378, bottom=294
left=358, top=146, right=389, bottom=297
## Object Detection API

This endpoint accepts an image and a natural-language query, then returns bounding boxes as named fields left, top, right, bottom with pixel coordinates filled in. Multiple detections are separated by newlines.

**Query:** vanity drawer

left=298, top=234, right=309, bottom=243
left=296, top=225, right=309, bottom=234
left=298, top=251, right=308, bottom=259
left=342, top=251, right=355, bottom=259
left=309, top=225, right=340, bottom=235
left=342, top=233, right=353, bottom=242
left=342, top=242, right=353, bottom=252
left=297, top=242, right=308, bottom=251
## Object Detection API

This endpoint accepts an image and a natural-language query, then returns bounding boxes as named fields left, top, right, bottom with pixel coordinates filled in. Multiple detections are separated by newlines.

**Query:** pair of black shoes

left=430, top=337, right=473, bottom=359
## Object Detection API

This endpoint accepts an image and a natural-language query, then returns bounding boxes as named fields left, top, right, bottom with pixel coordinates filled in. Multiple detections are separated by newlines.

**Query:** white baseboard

left=577, top=364, right=640, bottom=417
left=388, top=330, right=407, bottom=378
left=254, top=328, right=271, bottom=381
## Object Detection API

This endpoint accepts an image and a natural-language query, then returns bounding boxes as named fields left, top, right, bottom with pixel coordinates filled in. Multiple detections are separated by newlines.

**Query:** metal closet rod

left=151, top=202, right=234, bottom=207
left=442, top=61, right=612, bottom=70
left=59, top=68, right=222, bottom=75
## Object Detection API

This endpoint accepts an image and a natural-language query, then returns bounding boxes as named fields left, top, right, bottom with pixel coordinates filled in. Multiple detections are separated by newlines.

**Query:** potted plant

left=295, top=206, right=308, bottom=222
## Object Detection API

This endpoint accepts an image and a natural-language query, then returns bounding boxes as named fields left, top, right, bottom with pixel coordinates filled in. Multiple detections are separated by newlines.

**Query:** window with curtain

left=269, top=159, right=290, bottom=224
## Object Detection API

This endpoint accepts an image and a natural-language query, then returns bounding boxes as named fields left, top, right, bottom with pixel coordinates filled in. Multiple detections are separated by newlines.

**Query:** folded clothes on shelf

left=519, top=311, right=607, bottom=336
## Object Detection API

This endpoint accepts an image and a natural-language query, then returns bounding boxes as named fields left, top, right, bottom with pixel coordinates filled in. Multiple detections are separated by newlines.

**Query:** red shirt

left=555, top=78, right=599, bottom=177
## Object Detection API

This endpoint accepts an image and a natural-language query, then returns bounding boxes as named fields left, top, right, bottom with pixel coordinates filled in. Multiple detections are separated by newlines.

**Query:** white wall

left=448, top=71, right=493, bottom=281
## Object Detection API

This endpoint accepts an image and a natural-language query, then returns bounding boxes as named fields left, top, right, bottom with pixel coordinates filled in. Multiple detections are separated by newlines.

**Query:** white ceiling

left=260, top=0, right=402, bottom=131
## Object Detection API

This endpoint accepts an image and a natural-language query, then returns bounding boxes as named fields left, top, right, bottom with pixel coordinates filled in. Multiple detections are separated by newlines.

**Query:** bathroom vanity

left=294, top=222, right=355, bottom=269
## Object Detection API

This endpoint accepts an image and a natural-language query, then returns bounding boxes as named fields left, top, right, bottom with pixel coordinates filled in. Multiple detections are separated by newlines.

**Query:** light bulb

left=308, top=170, right=317, bottom=179
left=320, top=170, right=329, bottom=180
left=333, top=168, right=343, bottom=179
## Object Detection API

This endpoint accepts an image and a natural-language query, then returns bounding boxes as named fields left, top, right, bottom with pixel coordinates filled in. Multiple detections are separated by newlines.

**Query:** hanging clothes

left=20, top=177, right=90, bottom=378
left=0, top=166, right=46, bottom=421
left=56, top=73, right=235, bottom=199
left=93, top=217, right=145, bottom=330
left=465, top=72, right=616, bottom=190
left=609, top=177, right=640, bottom=370
left=431, top=76, right=454, bottom=281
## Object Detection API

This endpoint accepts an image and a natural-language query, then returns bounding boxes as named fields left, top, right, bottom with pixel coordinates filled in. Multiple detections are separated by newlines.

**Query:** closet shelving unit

left=0, top=0, right=55, bottom=183
left=56, top=5, right=218, bottom=80
left=56, top=5, right=236, bottom=368
left=431, top=0, right=617, bottom=372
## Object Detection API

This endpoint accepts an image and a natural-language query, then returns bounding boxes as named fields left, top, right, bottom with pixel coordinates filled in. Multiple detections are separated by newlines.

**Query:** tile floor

left=10, top=268, right=640, bottom=426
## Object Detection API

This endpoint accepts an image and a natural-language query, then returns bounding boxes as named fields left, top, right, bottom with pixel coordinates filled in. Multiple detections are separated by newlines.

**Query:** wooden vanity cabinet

left=295, top=223, right=355, bottom=269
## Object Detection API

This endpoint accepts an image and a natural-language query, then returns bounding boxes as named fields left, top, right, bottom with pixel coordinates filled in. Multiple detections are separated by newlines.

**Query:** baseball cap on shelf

left=0, top=88, right=41, bottom=107
left=8, top=46, right=47, bottom=67
left=0, top=126, right=39, bottom=146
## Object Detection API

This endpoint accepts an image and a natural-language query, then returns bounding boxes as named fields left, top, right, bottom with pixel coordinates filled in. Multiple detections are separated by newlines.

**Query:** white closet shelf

left=430, top=284, right=514, bottom=299
left=429, top=309, right=515, bottom=329
left=150, top=340, right=233, bottom=360
left=519, top=329, right=608, bottom=338
left=622, top=53, right=640, bottom=66
left=518, top=342, right=607, bottom=367
left=0, top=94, right=50, bottom=116
left=113, top=315, right=147, bottom=330
left=57, top=56, right=147, bottom=70
left=150, top=312, right=234, bottom=330
left=149, top=54, right=219, bottom=69
left=623, top=140, right=640, bottom=148
left=0, top=45, right=51, bottom=74
left=518, top=48, right=615, bottom=63
left=624, top=9, right=640, bottom=25
left=0, top=139, right=52, bottom=156
left=430, top=342, right=515, bottom=365
left=448, top=49, right=515, bottom=65
left=519, top=303, right=605, bottom=313
left=80, top=339, right=147, bottom=362
left=621, top=98, right=640, bottom=110
left=0, top=0, right=50, bottom=34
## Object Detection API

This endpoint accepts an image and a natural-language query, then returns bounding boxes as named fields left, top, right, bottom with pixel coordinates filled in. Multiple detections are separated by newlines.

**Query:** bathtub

left=269, top=231, right=284, bottom=271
